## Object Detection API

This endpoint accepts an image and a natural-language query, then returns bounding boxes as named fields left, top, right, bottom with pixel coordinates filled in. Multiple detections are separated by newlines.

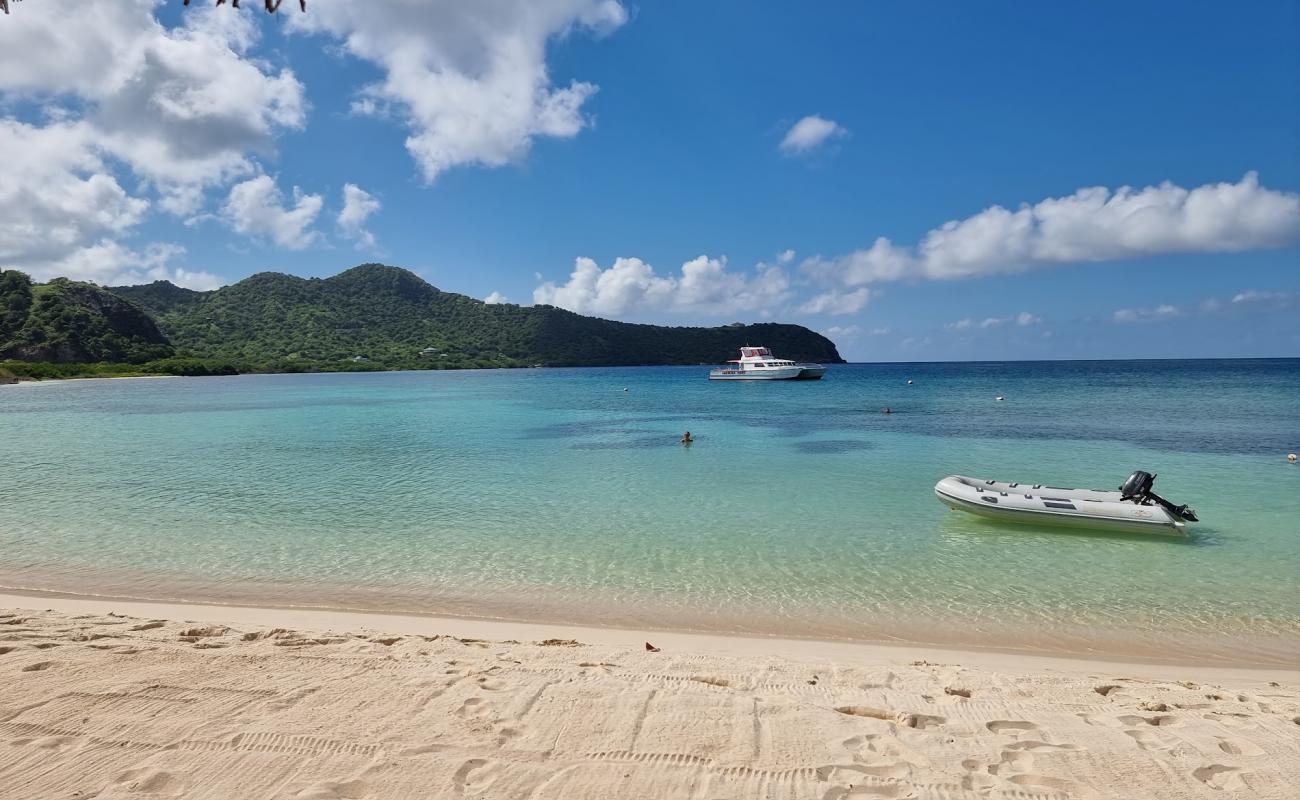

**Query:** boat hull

left=709, top=367, right=806, bottom=380
left=795, top=366, right=826, bottom=379
left=934, top=475, right=1186, bottom=535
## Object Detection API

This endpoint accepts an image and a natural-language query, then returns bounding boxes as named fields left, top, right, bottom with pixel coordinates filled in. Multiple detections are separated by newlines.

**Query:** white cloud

left=0, top=119, right=147, bottom=270
left=1232, top=289, right=1290, bottom=305
left=776, top=249, right=796, bottom=264
left=26, top=240, right=222, bottom=290
left=869, top=327, right=891, bottom=336
left=0, top=1, right=309, bottom=286
left=805, top=173, right=1300, bottom=289
left=1112, top=290, right=1296, bottom=323
left=533, top=255, right=791, bottom=316
left=484, top=291, right=509, bottom=305
left=0, top=2, right=306, bottom=215
left=1113, top=304, right=1180, bottom=323
left=337, top=183, right=381, bottom=249
left=797, top=288, right=873, bottom=315
left=946, top=311, right=1042, bottom=331
left=822, top=324, right=861, bottom=340
left=222, top=175, right=323, bottom=250
left=779, top=115, right=847, bottom=155
left=288, top=0, right=626, bottom=183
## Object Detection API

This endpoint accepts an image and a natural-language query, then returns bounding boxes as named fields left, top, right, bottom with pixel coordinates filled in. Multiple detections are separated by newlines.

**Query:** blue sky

left=1, top=1, right=1297, bottom=360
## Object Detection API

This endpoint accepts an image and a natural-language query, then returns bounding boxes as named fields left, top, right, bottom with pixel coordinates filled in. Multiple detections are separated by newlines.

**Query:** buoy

left=623, top=387, right=629, bottom=392
left=1289, top=453, right=1297, bottom=463
left=907, top=379, right=913, bottom=385
left=995, top=396, right=1004, bottom=401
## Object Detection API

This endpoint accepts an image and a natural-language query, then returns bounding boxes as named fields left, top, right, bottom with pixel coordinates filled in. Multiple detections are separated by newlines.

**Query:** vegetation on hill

left=112, top=264, right=843, bottom=369
left=0, top=271, right=173, bottom=363
left=0, top=264, right=842, bottom=379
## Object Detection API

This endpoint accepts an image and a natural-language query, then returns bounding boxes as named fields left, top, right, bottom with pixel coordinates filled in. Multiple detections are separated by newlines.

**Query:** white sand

left=2, top=593, right=1297, bottom=799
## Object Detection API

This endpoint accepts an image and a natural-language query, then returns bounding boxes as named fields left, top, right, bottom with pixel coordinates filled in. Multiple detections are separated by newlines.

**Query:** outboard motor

left=1119, top=470, right=1199, bottom=522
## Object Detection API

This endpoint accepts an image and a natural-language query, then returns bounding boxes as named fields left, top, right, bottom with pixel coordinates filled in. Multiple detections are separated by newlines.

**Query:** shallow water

left=3, top=360, right=1298, bottom=663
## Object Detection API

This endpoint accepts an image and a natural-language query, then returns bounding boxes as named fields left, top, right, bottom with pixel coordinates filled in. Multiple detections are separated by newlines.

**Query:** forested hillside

left=2, top=264, right=842, bottom=375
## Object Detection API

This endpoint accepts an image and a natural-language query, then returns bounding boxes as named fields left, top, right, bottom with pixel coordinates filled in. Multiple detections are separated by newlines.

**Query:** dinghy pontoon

left=934, top=471, right=1198, bottom=535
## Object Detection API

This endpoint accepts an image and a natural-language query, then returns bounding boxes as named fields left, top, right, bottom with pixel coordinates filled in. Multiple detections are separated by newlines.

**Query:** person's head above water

left=681, top=431, right=693, bottom=442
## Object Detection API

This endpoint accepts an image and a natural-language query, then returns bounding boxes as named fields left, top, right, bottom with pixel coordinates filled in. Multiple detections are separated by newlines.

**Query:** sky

left=1, top=0, right=1297, bottom=362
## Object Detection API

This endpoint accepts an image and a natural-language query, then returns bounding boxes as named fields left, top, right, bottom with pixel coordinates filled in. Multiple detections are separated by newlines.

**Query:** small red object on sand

left=645, top=642, right=661, bottom=652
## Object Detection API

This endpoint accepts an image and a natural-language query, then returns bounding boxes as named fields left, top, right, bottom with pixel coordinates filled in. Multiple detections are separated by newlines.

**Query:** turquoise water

left=2, top=360, right=1298, bottom=663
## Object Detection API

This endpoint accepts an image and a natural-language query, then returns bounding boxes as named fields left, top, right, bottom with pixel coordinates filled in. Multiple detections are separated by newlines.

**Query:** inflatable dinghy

left=934, top=471, right=1198, bottom=535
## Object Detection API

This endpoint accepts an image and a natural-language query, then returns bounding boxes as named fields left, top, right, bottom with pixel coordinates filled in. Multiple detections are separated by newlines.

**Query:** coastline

left=4, top=598, right=1297, bottom=799
left=3, top=589, right=1295, bottom=683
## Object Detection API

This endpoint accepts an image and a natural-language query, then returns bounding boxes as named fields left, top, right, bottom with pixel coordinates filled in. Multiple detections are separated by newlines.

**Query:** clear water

left=3, top=360, right=1298, bottom=664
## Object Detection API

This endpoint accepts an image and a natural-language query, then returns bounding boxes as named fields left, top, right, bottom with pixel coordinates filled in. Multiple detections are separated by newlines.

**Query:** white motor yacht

left=708, top=347, right=826, bottom=380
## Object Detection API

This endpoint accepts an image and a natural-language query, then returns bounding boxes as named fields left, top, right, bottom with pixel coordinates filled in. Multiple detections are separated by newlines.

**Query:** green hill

left=1, top=264, right=842, bottom=373
left=108, top=264, right=844, bottom=369
left=0, top=271, right=173, bottom=363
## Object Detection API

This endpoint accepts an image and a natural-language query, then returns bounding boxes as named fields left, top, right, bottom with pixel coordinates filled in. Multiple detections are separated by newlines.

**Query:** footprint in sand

left=1124, top=728, right=1182, bottom=752
left=1118, top=713, right=1180, bottom=728
left=986, top=720, right=1040, bottom=737
left=988, top=748, right=1034, bottom=776
left=1193, top=764, right=1247, bottom=791
left=1215, top=737, right=1264, bottom=757
left=20, top=661, right=55, bottom=672
left=452, top=758, right=503, bottom=795
left=458, top=697, right=491, bottom=718
left=113, top=767, right=185, bottom=795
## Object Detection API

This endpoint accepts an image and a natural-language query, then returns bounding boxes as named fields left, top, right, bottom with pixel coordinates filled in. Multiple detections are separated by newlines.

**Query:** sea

left=2, top=359, right=1297, bottom=665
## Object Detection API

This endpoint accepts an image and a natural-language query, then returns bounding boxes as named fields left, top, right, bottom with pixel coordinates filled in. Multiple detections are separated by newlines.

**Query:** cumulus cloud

left=946, top=312, right=1042, bottom=331
left=337, top=183, right=381, bottom=249
left=484, top=291, right=510, bottom=305
left=533, top=255, right=790, bottom=316
left=821, top=324, right=862, bottom=340
left=1113, top=305, right=1180, bottom=323
left=0, top=1, right=307, bottom=284
left=0, top=2, right=306, bottom=215
left=804, top=173, right=1300, bottom=289
left=797, top=288, right=873, bottom=315
left=779, top=115, right=847, bottom=155
left=288, top=0, right=626, bottom=183
left=776, top=249, right=796, bottom=264
left=1112, top=289, right=1297, bottom=323
left=0, top=120, right=146, bottom=270
left=1232, top=289, right=1292, bottom=305
left=222, top=176, right=323, bottom=250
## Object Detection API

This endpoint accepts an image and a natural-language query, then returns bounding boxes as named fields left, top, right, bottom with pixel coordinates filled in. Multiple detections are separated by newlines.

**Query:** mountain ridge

left=5, top=264, right=844, bottom=370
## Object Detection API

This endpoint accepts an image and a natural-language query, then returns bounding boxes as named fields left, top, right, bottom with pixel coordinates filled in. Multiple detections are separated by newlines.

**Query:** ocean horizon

left=4, top=357, right=1298, bottom=666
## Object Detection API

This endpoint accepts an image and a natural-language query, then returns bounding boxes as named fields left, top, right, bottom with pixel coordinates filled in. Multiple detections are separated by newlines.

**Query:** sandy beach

left=2, top=593, right=1296, bottom=799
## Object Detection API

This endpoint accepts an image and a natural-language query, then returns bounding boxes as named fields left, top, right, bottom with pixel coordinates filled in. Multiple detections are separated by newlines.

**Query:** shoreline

left=3, top=558, right=1297, bottom=671
left=4, top=589, right=1295, bottom=684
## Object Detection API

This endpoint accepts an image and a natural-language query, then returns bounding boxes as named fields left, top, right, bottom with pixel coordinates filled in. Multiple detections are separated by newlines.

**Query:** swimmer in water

left=883, top=407, right=892, bottom=414
left=681, top=431, right=693, bottom=444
